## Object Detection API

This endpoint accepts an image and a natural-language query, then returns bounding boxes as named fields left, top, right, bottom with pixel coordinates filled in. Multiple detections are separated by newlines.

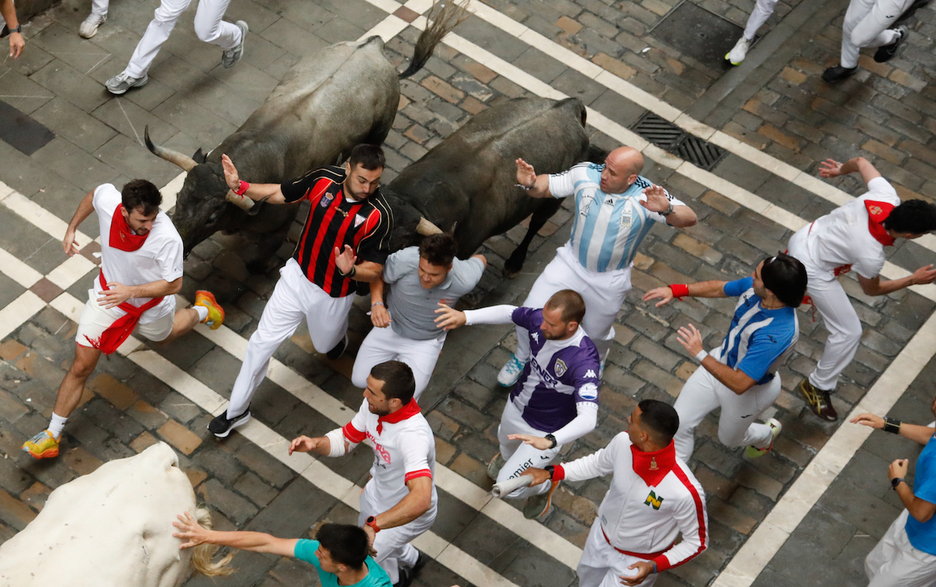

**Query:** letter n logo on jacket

left=644, top=490, right=664, bottom=510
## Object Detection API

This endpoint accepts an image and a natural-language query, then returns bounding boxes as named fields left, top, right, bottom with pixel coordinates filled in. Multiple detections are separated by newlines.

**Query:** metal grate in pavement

left=630, top=112, right=727, bottom=171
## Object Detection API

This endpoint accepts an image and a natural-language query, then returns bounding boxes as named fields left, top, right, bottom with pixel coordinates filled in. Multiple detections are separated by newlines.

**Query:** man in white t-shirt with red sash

left=21, top=180, right=225, bottom=460
left=289, top=361, right=435, bottom=587
left=791, top=157, right=936, bottom=421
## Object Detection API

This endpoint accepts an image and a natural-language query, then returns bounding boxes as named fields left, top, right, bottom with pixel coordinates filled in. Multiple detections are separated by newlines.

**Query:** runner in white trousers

left=822, top=0, right=916, bottom=82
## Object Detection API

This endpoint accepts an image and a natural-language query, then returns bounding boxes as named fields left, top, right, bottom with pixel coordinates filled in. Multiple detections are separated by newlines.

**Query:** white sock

left=194, top=305, right=209, bottom=322
left=48, top=412, right=68, bottom=439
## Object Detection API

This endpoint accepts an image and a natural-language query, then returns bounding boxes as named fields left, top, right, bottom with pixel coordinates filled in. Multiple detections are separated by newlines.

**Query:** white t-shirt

left=341, top=400, right=438, bottom=511
left=93, top=184, right=183, bottom=323
left=799, top=177, right=900, bottom=279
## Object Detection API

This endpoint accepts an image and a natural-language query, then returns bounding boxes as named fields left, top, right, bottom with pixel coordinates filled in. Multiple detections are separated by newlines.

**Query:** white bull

left=0, top=442, right=229, bottom=587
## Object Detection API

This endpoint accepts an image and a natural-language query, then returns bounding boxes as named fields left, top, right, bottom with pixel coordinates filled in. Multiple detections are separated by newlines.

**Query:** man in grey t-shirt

left=351, top=234, right=486, bottom=398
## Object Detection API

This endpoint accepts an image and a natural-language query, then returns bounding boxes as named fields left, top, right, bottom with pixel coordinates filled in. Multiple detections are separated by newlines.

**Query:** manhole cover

left=651, top=1, right=747, bottom=71
left=631, top=112, right=727, bottom=171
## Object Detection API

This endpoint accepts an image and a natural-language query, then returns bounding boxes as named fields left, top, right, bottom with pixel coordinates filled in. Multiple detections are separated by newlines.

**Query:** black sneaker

left=208, top=409, right=251, bottom=438
left=874, top=26, right=908, bottom=62
left=394, top=552, right=427, bottom=587
left=822, top=65, right=858, bottom=83
left=326, top=334, right=349, bottom=360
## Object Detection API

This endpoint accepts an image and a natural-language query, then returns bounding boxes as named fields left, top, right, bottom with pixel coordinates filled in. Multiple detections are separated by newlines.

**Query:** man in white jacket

left=523, top=400, right=708, bottom=587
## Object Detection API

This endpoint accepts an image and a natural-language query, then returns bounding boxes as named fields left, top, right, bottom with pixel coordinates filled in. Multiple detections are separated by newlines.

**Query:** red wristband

left=234, top=180, right=249, bottom=196
left=669, top=284, right=689, bottom=299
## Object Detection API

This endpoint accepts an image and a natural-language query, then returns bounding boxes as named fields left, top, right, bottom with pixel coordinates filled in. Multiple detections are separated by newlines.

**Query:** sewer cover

left=0, top=99, right=55, bottom=156
left=651, top=1, right=746, bottom=71
left=630, top=112, right=727, bottom=171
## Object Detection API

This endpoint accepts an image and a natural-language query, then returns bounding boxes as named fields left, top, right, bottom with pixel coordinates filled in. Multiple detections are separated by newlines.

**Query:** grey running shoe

left=222, top=20, right=248, bottom=68
left=522, top=488, right=554, bottom=519
left=487, top=453, right=506, bottom=480
left=105, top=71, right=148, bottom=95
left=79, top=13, right=106, bottom=38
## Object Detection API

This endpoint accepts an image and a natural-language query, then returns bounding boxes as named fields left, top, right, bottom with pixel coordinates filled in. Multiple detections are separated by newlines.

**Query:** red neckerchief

left=109, top=204, right=150, bottom=252
left=376, top=399, right=421, bottom=435
left=82, top=272, right=163, bottom=355
left=865, top=200, right=896, bottom=246
left=630, top=440, right=676, bottom=487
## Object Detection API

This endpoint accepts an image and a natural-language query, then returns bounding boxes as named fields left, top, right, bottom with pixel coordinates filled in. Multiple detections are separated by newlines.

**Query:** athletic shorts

left=75, top=289, right=175, bottom=348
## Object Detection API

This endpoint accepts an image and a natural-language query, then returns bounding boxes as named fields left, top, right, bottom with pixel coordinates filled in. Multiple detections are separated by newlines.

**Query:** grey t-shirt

left=384, top=247, right=485, bottom=341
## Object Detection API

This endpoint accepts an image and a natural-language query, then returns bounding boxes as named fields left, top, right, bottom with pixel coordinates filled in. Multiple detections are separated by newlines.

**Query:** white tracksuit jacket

left=555, top=432, right=709, bottom=571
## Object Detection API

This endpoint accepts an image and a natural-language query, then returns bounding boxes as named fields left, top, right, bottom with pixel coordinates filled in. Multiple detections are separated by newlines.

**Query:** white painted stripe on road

left=1, top=191, right=90, bottom=245
left=0, top=248, right=43, bottom=289
left=0, top=292, right=46, bottom=341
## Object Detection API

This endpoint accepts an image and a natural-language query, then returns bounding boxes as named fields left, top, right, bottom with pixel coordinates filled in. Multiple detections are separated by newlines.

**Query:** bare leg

left=159, top=307, right=201, bottom=344
left=53, top=344, right=103, bottom=418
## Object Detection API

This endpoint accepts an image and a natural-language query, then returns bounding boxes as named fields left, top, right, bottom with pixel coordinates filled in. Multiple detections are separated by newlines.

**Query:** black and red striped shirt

left=282, top=166, right=391, bottom=298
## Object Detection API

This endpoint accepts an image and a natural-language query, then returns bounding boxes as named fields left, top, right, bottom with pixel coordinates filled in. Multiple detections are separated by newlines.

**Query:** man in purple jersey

left=436, top=289, right=600, bottom=518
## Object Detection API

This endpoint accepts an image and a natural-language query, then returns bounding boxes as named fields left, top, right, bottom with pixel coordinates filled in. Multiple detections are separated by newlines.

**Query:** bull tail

left=399, top=0, right=470, bottom=79
left=191, top=507, right=235, bottom=577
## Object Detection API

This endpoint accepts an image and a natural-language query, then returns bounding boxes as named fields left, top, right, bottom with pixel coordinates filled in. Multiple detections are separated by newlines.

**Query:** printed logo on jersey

left=531, top=332, right=540, bottom=343
left=578, top=382, right=598, bottom=401
left=530, top=358, right=559, bottom=387
left=365, top=431, right=392, bottom=464
left=554, top=359, right=568, bottom=377
left=320, top=192, right=335, bottom=208
left=354, top=214, right=366, bottom=227
left=644, top=490, right=664, bottom=510
left=585, top=369, right=597, bottom=379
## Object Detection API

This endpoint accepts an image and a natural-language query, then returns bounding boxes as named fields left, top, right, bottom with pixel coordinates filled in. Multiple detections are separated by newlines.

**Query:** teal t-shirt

left=294, top=539, right=392, bottom=587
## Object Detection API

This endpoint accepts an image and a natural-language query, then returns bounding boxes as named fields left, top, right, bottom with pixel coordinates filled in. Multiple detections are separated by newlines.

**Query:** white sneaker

left=79, top=13, right=106, bottom=38
left=105, top=71, right=148, bottom=95
left=725, top=37, right=752, bottom=65
left=746, top=418, right=781, bottom=458
left=497, top=353, right=527, bottom=387
left=221, top=20, right=248, bottom=68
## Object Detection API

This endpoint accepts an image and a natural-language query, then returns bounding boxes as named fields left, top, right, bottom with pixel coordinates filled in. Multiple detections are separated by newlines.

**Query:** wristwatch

left=365, top=516, right=380, bottom=533
left=661, top=201, right=674, bottom=216
left=891, top=477, right=906, bottom=491
left=0, top=24, right=22, bottom=38
left=544, top=434, right=557, bottom=449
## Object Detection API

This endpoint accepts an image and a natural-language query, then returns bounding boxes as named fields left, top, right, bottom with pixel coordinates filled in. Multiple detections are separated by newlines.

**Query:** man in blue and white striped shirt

left=497, top=147, right=698, bottom=387
left=643, top=254, right=808, bottom=462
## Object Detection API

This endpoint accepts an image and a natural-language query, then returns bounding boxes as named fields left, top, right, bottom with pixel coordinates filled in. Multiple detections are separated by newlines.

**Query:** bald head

left=600, top=147, right=644, bottom=194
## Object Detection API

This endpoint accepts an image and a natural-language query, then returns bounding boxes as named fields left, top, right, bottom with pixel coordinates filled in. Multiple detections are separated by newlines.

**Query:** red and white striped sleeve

left=654, top=465, right=708, bottom=571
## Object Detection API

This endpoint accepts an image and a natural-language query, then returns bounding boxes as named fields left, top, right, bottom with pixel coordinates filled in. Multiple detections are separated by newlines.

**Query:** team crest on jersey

left=644, top=490, right=664, bottom=510
left=554, top=359, right=567, bottom=377
left=579, top=382, right=598, bottom=401
left=869, top=205, right=883, bottom=215
left=320, top=192, right=335, bottom=208
left=354, top=214, right=366, bottom=227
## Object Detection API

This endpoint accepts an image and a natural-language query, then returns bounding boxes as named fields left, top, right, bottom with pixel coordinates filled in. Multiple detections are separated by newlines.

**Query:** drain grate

left=630, top=112, right=727, bottom=171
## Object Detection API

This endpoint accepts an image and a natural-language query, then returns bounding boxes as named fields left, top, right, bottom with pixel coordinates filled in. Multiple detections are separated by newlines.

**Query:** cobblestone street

left=2, top=0, right=936, bottom=585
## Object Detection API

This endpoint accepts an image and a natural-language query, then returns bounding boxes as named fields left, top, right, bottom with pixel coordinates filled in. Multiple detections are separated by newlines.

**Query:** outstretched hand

left=334, top=245, right=357, bottom=275
left=640, top=185, right=670, bottom=213
left=676, top=323, right=704, bottom=357
left=434, top=303, right=466, bottom=330
left=643, top=287, right=674, bottom=307
left=911, top=264, right=936, bottom=286
left=516, top=158, right=536, bottom=188
left=221, top=154, right=240, bottom=191
left=172, top=511, right=210, bottom=549
left=818, top=159, right=844, bottom=178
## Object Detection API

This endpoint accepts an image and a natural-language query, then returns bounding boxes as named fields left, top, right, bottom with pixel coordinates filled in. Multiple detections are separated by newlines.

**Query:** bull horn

left=416, top=216, right=443, bottom=236
left=225, top=190, right=271, bottom=216
left=144, top=125, right=197, bottom=171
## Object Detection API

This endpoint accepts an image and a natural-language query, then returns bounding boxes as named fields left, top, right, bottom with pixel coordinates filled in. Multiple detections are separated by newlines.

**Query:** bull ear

left=192, top=148, right=207, bottom=164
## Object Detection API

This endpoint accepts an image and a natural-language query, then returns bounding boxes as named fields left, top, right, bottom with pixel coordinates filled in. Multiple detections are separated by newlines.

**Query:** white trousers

left=578, top=518, right=658, bottom=587
left=788, top=229, right=862, bottom=391
left=351, top=326, right=444, bottom=400
left=866, top=510, right=936, bottom=587
left=227, top=259, right=352, bottom=418
left=358, top=484, right=437, bottom=584
left=841, top=0, right=913, bottom=68
left=90, top=0, right=109, bottom=18
left=495, top=400, right=562, bottom=499
left=516, top=244, right=631, bottom=364
left=124, top=0, right=242, bottom=78
left=743, top=0, right=780, bottom=40
left=673, top=363, right=780, bottom=462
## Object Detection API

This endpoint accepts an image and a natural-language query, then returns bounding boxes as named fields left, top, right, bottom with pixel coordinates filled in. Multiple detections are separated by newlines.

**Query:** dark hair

left=544, top=289, right=586, bottom=324
left=349, top=144, right=386, bottom=171
left=370, top=360, right=416, bottom=404
left=637, top=399, right=679, bottom=446
left=121, top=179, right=162, bottom=216
left=760, top=253, right=808, bottom=308
left=883, top=200, right=936, bottom=235
left=316, top=523, right=369, bottom=569
left=418, top=233, right=457, bottom=267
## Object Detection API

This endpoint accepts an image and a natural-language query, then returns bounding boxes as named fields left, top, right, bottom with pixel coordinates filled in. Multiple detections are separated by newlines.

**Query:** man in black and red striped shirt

left=209, top=144, right=392, bottom=438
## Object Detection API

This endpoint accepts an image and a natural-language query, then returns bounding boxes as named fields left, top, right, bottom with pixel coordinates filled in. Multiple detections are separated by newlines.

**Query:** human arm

left=889, top=459, right=936, bottom=523
left=221, top=154, right=288, bottom=205
left=515, top=158, right=552, bottom=198
left=364, top=476, right=433, bottom=539
left=819, top=157, right=882, bottom=186
left=289, top=405, right=366, bottom=457
left=435, top=304, right=517, bottom=331
left=1, top=0, right=23, bottom=59
left=509, top=402, right=599, bottom=449
left=643, top=280, right=730, bottom=307
left=333, top=245, right=383, bottom=283
left=369, top=278, right=391, bottom=327
left=646, top=479, right=708, bottom=575
left=677, top=324, right=757, bottom=395
left=851, top=413, right=936, bottom=446
left=63, top=190, right=96, bottom=256
left=639, top=185, right=697, bottom=228
left=97, top=276, right=183, bottom=308
left=173, top=511, right=298, bottom=556
left=857, top=266, right=936, bottom=296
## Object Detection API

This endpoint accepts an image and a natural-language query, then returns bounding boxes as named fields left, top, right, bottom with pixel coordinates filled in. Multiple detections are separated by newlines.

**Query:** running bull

left=146, top=1, right=466, bottom=273
left=383, top=96, right=597, bottom=276
left=0, top=443, right=230, bottom=587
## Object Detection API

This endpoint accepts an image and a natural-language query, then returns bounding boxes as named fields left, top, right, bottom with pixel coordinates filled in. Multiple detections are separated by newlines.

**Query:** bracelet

left=371, top=302, right=384, bottom=308
left=669, top=284, right=689, bottom=299
left=515, top=183, right=535, bottom=191
left=234, top=180, right=250, bottom=196
left=695, top=350, right=708, bottom=362
left=883, top=417, right=902, bottom=434
left=338, top=265, right=357, bottom=278
left=651, top=561, right=658, bottom=574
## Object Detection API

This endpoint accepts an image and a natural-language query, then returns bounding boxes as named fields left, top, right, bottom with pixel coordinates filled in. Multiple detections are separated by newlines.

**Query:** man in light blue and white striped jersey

left=497, top=146, right=698, bottom=387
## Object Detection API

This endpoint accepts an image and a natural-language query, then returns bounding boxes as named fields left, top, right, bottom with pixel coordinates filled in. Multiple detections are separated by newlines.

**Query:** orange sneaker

left=195, top=290, right=225, bottom=330
left=22, top=430, right=60, bottom=459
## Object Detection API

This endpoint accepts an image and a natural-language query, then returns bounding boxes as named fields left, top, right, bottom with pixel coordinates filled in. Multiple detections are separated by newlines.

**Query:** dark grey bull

left=145, top=2, right=466, bottom=273
left=383, top=97, right=597, bottom=277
